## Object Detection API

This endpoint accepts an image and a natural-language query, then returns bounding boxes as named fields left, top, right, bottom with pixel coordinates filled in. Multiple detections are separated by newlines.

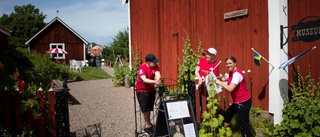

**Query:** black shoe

left=143, top=125, right=154, bottom=135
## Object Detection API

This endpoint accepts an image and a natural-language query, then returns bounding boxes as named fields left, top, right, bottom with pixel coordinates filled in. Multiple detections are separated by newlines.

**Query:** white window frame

left=49, top=43, right=66, bottom=59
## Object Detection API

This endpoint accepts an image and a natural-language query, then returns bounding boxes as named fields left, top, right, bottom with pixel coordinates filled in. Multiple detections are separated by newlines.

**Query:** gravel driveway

left=67, top=67, right=140, bottom=137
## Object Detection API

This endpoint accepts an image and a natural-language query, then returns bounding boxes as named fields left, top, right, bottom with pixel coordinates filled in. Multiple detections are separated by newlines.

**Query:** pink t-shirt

left=196, top=58, right=219, bottom=77
left=135, top=63, right=160, bottom=92
left=227, top=68, right=251, bottom=103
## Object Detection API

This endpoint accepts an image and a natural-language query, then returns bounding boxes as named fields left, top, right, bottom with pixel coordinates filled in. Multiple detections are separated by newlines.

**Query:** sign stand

left=154, top=93, right=198, bottom=137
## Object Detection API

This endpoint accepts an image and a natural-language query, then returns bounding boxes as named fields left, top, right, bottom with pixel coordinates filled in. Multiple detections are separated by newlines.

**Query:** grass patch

left=75, top=67, right=112, bottom=80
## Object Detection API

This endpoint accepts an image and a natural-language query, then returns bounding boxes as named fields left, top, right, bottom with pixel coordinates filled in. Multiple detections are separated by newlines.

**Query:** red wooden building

left=0, top=25, right=11, bottom=53
left=125, top=0, right=320, bottom=124
left=25, top=17, right=89, bottom=63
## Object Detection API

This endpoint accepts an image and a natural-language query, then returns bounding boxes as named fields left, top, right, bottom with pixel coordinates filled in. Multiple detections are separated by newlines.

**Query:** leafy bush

left=199, top=76, right=232, bottom=137
left=1, top=47, right=81, bottom=135
left=112, top=46, right=141, bottom=87
left=112, top=64, right=130, bottom=87
left=178, top=31, right=204, bottom=83
left=129, top=47, right=141, bottom=86
left=266, top=67, right=320, bottom=136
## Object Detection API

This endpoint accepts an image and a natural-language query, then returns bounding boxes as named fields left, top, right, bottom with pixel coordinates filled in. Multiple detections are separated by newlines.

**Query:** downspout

left=128, top=0, right=132, bottom=70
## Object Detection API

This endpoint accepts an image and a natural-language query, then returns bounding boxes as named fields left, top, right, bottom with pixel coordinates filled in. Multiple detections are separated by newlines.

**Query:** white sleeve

left=230, top=72, right=243, bottom=85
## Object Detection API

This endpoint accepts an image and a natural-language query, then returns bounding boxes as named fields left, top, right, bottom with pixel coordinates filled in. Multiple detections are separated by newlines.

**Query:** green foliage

left=20, top=84, right=41, bottom=117
left=176, top=31, right=204, bottom=93
left=0, top=4, right=46, bottom=48
left=102, top=27, right=129, bottom=61
left=112, top=46, right=142, bottom=87
left=178, top=31, right=204, bottom=82
left=199, top=94, right=232, bottom=137
left=16, top=48, right=79, bottom=89
left=267, top=67, right=320, bottom=137
left=130, top=47, right=141, bottom=85
left=0, top=126, right=33, bottom=137
left=249, top=107, right=272, bottom=129
left=199, top=77, right=232, bottom=137
left=112, top=64, right=130, bottom=87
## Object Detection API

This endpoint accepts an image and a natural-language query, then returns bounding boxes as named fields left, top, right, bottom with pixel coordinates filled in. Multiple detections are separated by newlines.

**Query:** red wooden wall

left=29, top=21, right=85, bottom=61
left=288, top=0, right=320, bottom=84
left=1, top=89, right=56, bottom=136
left=130, top=0, right=269, bottom=110
left=0, top=32, right=9, bottom=52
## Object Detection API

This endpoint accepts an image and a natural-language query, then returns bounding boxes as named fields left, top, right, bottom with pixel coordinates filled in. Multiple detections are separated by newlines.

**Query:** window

left=49, top=43, right=66, bottom=59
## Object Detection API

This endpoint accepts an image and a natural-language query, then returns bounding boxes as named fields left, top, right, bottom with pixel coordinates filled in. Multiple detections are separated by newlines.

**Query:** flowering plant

left=0, top=61, right=3, bottom=68
left=13, top=71, right=26, bottom=91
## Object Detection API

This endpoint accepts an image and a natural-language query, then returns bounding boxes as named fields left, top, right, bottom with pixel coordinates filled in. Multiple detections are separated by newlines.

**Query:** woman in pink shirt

left=215, top=56, right=252, bottom=137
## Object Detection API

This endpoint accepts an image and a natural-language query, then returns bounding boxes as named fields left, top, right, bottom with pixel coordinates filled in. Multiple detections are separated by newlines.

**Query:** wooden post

left=3, top=90, right=12, bottom=132
left=200, top=82, right=208, bottom=120
left=14, top=90, right=23, bottom=134
left=37, top=89, right=46, bottom=137
left=48, top=88, right=56, bottom=137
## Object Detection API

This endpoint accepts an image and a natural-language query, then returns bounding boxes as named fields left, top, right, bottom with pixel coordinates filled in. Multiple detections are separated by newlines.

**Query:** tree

left=0, top=4, right=46, bottom=48
left=102, top=27, right=129, bottom=62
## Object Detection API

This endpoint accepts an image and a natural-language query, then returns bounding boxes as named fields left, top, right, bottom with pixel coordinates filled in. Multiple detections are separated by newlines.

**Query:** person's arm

left=215, top=72, right=241, bottom=92
left=140, top=75, right=160, bottom=85
left=195, top=66, right=203, bottom=85
left=215, top=79, right=236, bottom=92
left=195, top=66, right=201, bottom=80
left=154, top=71, right=161, bottom=86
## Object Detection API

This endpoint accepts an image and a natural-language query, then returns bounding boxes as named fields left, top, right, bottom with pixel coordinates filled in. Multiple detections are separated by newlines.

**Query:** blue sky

left=0, top=0, right=128, bottom=46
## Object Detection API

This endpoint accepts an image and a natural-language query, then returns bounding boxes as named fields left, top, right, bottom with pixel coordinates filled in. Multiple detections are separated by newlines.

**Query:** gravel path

left=68, top=66, right=139, bottom=137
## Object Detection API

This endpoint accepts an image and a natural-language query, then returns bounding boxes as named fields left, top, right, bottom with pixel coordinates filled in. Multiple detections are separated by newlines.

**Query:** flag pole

left=251, top=48, right=275, bottom=68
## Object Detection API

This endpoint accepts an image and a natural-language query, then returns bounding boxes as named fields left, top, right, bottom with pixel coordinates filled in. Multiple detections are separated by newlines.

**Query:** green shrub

left=1, top=47, right=81, bottom=136
left=199, top=76, right=232, bottom=137
left=176, top=31, right=203, bottom=93
left=112, top=64, right=130, bottom=87
left=266, top=67, right=320, bottom=137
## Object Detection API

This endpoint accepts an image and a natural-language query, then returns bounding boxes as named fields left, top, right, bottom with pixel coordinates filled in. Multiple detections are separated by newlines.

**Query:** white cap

left=207, top=48, right=217, bottom=55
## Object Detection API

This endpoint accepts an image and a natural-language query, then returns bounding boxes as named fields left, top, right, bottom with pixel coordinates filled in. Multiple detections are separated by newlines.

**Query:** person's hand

left=154, top=80, right=161, bottom=86
left=198, top=78, right=203, bottom=85
left=215, top=78, right=221, bottom=85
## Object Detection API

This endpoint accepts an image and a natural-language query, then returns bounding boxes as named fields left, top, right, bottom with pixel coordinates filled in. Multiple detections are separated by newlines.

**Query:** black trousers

left=223, top=98, right=252, bottom=137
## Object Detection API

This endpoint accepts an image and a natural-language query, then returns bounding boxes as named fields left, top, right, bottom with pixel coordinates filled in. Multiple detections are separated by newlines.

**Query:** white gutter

left=128, top=1, right=132, bottom=70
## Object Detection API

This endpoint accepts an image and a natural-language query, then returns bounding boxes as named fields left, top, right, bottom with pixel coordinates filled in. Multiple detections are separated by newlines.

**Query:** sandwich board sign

left=154, top=93, right=198, bottom=137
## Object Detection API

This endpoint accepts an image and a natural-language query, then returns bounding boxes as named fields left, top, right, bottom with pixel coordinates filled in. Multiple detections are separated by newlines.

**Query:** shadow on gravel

left=69, top=123, right=102, bottom=137
left=68, top=92, right=81, bottom=105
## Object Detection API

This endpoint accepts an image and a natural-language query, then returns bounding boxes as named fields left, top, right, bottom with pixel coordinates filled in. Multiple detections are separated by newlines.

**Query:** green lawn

left=75, top=67, right=112, bottom=80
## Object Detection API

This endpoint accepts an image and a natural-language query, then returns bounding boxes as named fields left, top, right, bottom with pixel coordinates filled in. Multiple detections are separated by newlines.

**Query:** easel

left=115, top=55, right=124, bottom=66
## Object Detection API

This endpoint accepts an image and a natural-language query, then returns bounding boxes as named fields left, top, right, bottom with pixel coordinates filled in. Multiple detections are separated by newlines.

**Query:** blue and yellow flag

left=253, top=50, right=262, bottom=66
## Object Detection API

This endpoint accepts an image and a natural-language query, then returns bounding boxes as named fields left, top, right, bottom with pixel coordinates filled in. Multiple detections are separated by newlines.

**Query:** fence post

left=2, top=89, right=12, bottom=132
left=14, top=89, right=23, bottom=135
left=48, top=87, right=56, bottom=137
left=37, top=88, right=46, bottom=137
